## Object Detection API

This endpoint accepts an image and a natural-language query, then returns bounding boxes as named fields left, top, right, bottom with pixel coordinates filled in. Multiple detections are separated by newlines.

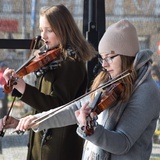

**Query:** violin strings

left=29, top=36, right=42, bottom=58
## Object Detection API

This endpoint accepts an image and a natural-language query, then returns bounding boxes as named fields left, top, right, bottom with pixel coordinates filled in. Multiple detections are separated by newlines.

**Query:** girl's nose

left=41, top=32, right=47, bottom=41
left=102, top=60, right=110, bottom=68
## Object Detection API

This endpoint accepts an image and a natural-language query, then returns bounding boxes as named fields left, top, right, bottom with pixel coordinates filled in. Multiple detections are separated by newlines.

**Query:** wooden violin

left=3, top=47, right=61, bottom=93
left=0, top=44, right=61, bottom=137
left=82, top=82, right=124, bottom=136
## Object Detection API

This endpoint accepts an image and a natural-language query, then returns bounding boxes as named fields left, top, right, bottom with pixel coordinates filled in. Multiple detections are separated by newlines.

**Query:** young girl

left=0, top=4, right=97, bottom=160
left=4, top=20, right=160, bottom=160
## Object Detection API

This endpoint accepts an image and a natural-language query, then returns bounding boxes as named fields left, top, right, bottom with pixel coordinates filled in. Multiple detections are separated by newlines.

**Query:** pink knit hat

left=98, top=19, right=139, bottom=57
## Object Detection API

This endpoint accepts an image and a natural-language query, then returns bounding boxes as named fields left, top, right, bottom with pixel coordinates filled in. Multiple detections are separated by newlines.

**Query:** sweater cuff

left=76, top=126, right=88, bottom=138
left=11, top=88, right=22, bottom=97
left=76, top=123, right=98, bottom=138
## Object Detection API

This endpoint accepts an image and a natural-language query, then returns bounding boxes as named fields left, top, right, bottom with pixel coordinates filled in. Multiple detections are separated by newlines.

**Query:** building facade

left=0, top=0, right=160, bottom=66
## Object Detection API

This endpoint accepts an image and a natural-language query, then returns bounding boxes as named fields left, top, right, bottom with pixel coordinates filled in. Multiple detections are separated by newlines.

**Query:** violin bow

left=14, top=69, right=132, bottom=131
left=27, top=35, right=41, bottom=59
left=0, top=36, right=41, bottom=137
left=16, top=36, right=43, bottom=74
left=0, top=97, right=16, bottom=137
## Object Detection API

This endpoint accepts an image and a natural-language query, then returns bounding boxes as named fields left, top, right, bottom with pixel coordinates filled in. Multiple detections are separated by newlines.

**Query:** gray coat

left=34, top=49, right=160, bottom=160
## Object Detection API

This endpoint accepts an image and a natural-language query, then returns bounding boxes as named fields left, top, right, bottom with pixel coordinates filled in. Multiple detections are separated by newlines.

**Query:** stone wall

left=0, top=0, right=160, bottom=64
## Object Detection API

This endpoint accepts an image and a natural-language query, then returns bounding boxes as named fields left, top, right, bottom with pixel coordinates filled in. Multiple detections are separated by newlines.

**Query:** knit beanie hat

left=98, top=19, right=139, bottom=57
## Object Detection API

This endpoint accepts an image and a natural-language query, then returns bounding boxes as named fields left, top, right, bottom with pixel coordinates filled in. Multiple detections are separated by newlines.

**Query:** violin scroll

left=81, top=111, right=98, bottom=136
left=3, top=83, right=12, bottom=94
left=3, top=77, right=18, bottom=93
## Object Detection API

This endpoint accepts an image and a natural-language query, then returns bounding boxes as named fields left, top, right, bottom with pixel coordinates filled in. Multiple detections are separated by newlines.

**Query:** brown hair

left=40, top=4, right=97, bottom=61
left=91, top=55, right=137, bottom=102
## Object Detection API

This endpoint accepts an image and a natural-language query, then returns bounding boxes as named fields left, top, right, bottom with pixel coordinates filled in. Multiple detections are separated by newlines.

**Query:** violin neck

left=16, top=56, right=35, bottom=74
left=90, top=92, right=102, bottom=109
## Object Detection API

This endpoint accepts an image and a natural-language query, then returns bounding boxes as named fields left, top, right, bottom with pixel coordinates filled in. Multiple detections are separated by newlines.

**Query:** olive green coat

left=20, top=58, right=87, bottom=160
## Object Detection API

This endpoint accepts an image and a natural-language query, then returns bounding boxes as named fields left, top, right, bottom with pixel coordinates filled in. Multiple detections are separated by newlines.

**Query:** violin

left=3, top=47, right=61, bottom=93
left=0, top=37, right=61, bottom=137
left=82, top=82, right=124, bottom=136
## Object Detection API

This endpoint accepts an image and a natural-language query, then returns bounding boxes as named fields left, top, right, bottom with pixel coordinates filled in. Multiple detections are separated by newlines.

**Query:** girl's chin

left=110, top=74, right=117, bottom=79
left=49, top=45, right=59, bottom=50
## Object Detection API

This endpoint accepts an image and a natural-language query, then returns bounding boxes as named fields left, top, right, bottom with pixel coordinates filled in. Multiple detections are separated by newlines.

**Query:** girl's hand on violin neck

left=16, top=115, right=38, bottom=131
left=0, top=116, right=19, bottom=130
left=3, top=68, right=26, bottom=94
left=75, top=102, right=91, bottom=127
left=3, top=68, right=16, bottom=82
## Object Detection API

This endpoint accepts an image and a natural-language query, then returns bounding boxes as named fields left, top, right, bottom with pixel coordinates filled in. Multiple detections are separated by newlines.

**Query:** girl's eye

left=48, top=30, right=53, bottom=32
left=39, top=28, right=52, bottom=33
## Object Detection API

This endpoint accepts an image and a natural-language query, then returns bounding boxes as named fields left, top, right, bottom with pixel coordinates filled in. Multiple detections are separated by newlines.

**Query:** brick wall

left=0, top=0, right=160, bottom=64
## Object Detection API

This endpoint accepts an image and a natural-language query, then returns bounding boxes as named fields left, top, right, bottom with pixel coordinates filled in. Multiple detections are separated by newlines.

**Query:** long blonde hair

left=91, top=55, right=137, bottom=102
left=40, top=4, right=97, bottom=61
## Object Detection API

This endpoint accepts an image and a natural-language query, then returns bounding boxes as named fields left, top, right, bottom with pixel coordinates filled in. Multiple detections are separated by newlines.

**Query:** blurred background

left=0, top=0, right=160, bottom=159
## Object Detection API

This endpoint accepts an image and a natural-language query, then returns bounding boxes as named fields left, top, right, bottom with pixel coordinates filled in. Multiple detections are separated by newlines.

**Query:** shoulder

left=60, top=58, right=87, bottom=73
left=132, top=75, right=160, bottom=112
left=138, top=75, right=159, bottom=93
